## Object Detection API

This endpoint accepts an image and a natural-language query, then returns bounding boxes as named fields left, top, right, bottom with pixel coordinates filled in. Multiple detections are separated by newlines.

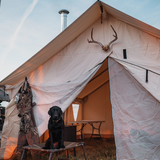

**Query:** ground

left=0, top=138, right=116, bottom=160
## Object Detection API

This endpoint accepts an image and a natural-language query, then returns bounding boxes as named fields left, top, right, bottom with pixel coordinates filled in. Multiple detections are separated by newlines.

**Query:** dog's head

left=48, top=106, right=62, bottom=121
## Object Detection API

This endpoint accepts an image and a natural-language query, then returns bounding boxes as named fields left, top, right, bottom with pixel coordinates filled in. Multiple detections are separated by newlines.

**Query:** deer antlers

left=87, top=25, right=118, bottom=51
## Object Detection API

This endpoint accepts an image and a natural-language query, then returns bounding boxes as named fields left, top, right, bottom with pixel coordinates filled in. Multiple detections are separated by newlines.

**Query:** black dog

left=43, top=106, right=65, bottom=149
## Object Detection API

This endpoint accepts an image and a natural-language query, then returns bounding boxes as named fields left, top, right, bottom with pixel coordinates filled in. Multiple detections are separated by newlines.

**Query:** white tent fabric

left=109, top=58, right=160, bottom=160
left=4, top=17, right=112, bottom=137
left=111, top=57, right=160, bottom=102
left=0, top=96, right=20, bottom=159
left=0, top=62, right=102, bottom=159
left=1, top=4, right=160, bottom=159
left=30, top=62, right=102, bottom=135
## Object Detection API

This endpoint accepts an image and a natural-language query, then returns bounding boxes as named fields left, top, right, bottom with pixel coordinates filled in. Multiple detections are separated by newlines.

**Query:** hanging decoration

left=87, top=25, right=118, bottom=51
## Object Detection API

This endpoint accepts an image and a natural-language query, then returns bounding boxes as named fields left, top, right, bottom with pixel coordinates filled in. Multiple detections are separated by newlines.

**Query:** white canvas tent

left=0, top=1, right=160, bottom=159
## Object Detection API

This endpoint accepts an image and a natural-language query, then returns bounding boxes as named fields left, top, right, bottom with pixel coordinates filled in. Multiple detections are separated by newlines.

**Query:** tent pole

left=65, top=108, right=68, bottom=125
left=82, top=100, right=84, bottom=120
left=81, top=97, right=88, bottom=120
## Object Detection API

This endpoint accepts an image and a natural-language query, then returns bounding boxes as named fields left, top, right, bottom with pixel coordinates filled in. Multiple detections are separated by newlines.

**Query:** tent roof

left=0, top=1, right=160, bottom=86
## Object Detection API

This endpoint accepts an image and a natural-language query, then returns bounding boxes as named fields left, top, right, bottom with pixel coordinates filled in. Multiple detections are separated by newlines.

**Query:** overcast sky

left=0, top=0, right=160, bottom=83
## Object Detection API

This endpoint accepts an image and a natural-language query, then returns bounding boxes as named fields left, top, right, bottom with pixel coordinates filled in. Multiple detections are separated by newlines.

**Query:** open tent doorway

left=64, top=57, right=114, bottom=139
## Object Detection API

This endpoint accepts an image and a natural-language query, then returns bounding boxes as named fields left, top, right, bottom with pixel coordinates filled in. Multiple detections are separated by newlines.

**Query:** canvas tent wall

left=0, top=1, right=160, bottom=160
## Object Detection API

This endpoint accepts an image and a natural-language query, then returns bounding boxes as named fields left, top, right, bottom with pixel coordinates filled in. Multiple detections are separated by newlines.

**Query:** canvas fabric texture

left=0, top=97, right=20, bottom=160
left=108, top=58, right=160, bottom=160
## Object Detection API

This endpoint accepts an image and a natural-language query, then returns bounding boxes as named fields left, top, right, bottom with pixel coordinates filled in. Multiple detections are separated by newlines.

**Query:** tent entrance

left=64, top=58, right=114, bottom=139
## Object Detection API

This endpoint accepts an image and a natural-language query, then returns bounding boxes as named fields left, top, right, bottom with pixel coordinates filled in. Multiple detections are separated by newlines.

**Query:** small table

left=20, top=141, right=87, bottom=160
left=69, top=120, right=105, bottom=140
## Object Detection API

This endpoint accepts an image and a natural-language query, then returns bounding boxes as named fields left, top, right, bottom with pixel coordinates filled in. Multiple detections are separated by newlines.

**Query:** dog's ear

left=60, top=108, right=63, bottom=115
left=48, top=108, right=52, bottom=116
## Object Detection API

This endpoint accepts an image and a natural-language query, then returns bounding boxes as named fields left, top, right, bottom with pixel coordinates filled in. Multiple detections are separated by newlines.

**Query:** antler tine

left=110, top=25, right=117, bottom=37
left=87, top=28, right=94, bottom=43
left=87, top=28, right=104, bottom=47
left=91, top=28, right=94, bottom=41
left=108, top=25, right=118, bottom=46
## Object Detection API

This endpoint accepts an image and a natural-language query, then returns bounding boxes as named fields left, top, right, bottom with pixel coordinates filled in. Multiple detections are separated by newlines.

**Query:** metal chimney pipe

left=59, top=9, right=69, bottom=32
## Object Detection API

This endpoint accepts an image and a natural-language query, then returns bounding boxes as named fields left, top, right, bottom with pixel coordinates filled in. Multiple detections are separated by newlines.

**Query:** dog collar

left=53, top=118, right=60, bottom=123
